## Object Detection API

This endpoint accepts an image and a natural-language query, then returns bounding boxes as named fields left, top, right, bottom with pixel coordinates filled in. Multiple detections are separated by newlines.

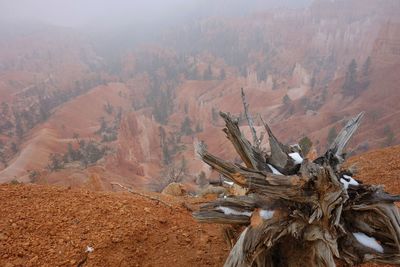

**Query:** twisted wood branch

left=194, top=94, right=400, bottom=267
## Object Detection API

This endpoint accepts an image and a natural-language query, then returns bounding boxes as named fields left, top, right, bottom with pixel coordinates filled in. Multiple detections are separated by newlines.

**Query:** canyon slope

left=0, top=0, right=399, bottom=191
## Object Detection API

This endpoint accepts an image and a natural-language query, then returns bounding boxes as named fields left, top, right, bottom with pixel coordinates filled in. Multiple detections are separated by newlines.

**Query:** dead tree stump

left=193, top=90, right=400, bottom=267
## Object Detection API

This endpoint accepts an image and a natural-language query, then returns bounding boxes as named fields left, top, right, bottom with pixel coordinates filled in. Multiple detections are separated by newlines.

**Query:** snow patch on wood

left=260, top=210, right=274, bottom=220
left=217, top=206, right=252, bottom=217
left=289, top=152, right=303, bottom=165
left=267, top=164, right=283, bottom=175
left=340, top=175, right=359, bottom=189
left=223, top=180, right=234, bottom=186
left=353, top=232, right=384, bottom=253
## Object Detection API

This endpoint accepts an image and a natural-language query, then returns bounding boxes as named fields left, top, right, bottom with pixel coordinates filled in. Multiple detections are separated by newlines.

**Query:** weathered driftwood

left=111, top=182, right=173, bottom=208
left=193, top=91, right=400, bottom=267
left=241, top=88, right=262, bottom=149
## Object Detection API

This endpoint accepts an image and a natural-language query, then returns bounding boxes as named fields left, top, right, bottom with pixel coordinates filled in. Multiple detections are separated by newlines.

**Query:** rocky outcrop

left=161, top=182, right=186, bottom=196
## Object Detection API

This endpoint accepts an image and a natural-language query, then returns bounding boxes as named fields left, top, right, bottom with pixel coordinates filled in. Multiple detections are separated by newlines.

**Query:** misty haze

left=0, top=0, right=400, bottom=266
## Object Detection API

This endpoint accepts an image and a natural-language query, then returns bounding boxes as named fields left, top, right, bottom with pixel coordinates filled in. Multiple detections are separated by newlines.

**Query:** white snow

left=85, top=246, right=94, bottom=253
left=223, top=180, right=234, bottom=186
left=267, top=164, right=283, bottom=175
left=260, top=210, right=274, bottom=220
left=217, top=206, right=252, bottom=217
left=340, top=179, right=349, bottom=189
left=340, top=175, right=359, bottom=189
left=343, top=175, right=358, bottom=184
left=353, top=232, right=384, bottom=253
left=289, top=152, right=303, bottom=165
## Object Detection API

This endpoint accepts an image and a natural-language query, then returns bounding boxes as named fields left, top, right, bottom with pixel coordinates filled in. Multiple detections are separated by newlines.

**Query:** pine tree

left=162, top=145, right=171, bottom=165
left=181, top=116, right=193, bottom=135
left=257, top=68, right=267, bottom=82
left=342, top=59, right=358, bottom=95
left=211, top=107, right=219, bottom=123
left=219, top=68, right=226, bottom=80
left=362, top=56, right=371, bottom=76
left=203, top=64, right=213, bottom=80
left=1, top=102, right=9, bottom=116
left=239, top=66, right=248, bottom=78
left=282, top=94, right=291, bottom=106
left=383, top=125, right=395, bottom=146
left=14, top=115, right=24, bottom=139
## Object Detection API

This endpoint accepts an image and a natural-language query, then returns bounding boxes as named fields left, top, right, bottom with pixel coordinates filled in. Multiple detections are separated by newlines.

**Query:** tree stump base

left=193, top=90, right=400, bottom=267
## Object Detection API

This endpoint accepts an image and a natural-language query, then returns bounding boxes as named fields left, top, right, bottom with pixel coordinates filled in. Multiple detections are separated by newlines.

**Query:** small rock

left=112, top=237, right=121, bottom=243
left=158, top=218, right=167, bottom=224
left=198, top=185, right=227, bottom=197
left=144, top=207, right=151, bottom=213
left=30, top=256, right=38, bottom=262
left=196, top=250, right=204, bottom=257
left=161, top=182, right=186, bottom=196
left=0, top=233, right=8, bottom=241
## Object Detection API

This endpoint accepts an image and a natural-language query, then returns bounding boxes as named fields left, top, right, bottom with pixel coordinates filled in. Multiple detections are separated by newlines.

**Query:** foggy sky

left=0, top=0, right=197, bottom=27
left=0, top=0, right=312, bottom=28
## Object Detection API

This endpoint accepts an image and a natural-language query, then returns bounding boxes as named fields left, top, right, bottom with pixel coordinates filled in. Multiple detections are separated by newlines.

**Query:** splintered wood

left=193, top=90, right=400, bottom=267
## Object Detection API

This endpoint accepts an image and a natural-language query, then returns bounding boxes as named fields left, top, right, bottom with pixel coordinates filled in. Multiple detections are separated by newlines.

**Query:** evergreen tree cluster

left=342, top=57, right=371, bottom=96
left=95, top=106, right=122, bottom=143
left=0, top=75, right=104, bottom=160
left=47, top=138, right=109, bottom=172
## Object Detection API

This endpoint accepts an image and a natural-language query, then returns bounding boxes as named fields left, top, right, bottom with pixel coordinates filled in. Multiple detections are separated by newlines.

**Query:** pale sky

left=0, top=0, right=312, bottom=28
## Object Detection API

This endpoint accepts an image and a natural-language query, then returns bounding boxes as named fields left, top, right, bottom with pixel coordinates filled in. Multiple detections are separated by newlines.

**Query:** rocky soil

left=0, top=185, right=228, bottom=267
left=0, top=145, right=399, bottom=267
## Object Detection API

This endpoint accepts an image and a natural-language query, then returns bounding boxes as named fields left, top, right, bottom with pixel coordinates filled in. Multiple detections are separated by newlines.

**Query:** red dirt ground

left=0, top=185, right=228, bottom=267
left=347, top=145, right=400, bottom=195
left=0, top=145, right=399, bottom=267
